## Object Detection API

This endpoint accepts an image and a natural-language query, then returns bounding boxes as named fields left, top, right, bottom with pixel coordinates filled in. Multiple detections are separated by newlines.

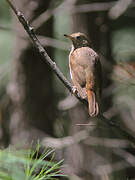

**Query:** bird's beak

left=64, top=34, right=73, bottom=40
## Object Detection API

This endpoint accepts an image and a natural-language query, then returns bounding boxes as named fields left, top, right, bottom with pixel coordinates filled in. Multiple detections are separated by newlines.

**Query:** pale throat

left=71, top=45, right=74, bottom=52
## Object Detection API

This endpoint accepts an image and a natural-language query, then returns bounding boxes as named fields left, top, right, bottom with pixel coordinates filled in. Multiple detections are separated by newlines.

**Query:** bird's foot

left=72, top=86, right=78, bottom=95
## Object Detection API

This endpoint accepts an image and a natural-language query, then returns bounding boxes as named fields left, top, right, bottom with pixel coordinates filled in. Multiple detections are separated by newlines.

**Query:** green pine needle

left=0, top=143, right=67, bottom=180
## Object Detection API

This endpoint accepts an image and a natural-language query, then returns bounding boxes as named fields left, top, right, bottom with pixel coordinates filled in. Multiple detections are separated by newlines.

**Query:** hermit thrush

left=64, top=32, right=102, bottom=117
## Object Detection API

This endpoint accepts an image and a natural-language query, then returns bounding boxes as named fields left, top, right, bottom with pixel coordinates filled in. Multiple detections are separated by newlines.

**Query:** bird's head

left=64, top=32, right=90, bottom=49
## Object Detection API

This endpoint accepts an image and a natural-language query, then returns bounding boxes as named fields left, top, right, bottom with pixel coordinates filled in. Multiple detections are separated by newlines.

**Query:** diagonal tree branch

left=6, top=0, right=87, bottom=104
left=32, top=0, right=78, bottom=29
left=5, top=0, right=135, bottom=146
left=108, top=0, right=133, bottom=19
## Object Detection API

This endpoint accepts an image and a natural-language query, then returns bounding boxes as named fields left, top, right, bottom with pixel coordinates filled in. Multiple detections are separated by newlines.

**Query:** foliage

left=0, top=143, right=65, bottom=180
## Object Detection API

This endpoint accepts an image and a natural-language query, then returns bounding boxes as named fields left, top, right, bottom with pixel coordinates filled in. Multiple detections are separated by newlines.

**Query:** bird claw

left=72, top=86, right=78, bottom=94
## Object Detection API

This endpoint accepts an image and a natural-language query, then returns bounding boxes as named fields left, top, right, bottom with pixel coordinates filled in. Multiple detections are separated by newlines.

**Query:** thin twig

left=5, top=0, right=135, bottom=146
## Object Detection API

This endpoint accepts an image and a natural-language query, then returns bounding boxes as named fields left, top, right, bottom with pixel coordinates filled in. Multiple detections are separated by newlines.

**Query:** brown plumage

left=64, top=32, right=102, bottom=117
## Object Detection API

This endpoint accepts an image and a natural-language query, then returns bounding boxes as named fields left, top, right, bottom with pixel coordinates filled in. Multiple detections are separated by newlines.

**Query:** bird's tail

left=87, top=90, right=99, bottom=117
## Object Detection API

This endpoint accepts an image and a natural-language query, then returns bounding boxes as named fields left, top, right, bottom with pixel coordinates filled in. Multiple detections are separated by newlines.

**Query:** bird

left=64, top=32, right=102, bottom=117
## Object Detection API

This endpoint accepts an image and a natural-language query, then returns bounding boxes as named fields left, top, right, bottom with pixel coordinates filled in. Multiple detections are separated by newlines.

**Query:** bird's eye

left=76, top=36, right=81, bottom=40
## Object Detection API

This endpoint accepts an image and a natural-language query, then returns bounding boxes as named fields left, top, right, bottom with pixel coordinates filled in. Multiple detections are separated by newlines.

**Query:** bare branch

left=32, top=0, right=77, bottom=29
left=73, top=1, right=135, bottom=14
left=109, top=0, right=133, bottom=19
left=100, top=114, right=135, bottom=145
left=41, top=127, right=94, bottom=149
left=37, top=35, right=69, bottom=50
left=6, top=0, right=88, bottom=106
left=73, top=2, right=115, bottom=14
left=84, top=136, right=131, bottom=148
left=6, top=0, right=74, bottom=94
left=42, top=132, right=131, bottom=149
left=76, top=1, right=135, bottom=15
left=113, top=148, right=135, bottom=166
left=5, top=0, right=135, bottom=146
left=32, top=1, right=114, bottom=29
left=32, top=1, right=135, bottom=29
left=96, top=160, right=130, bottom=176
left=58, top=94, right=78, bottom=110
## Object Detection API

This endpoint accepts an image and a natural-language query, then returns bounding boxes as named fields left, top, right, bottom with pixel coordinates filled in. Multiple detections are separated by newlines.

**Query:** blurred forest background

left=1, top=0, right=135, bottom=179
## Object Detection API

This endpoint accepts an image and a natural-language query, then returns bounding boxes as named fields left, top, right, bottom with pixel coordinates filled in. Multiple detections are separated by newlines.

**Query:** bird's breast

left=70, top=47, right=98, bottom=69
